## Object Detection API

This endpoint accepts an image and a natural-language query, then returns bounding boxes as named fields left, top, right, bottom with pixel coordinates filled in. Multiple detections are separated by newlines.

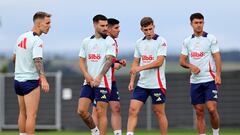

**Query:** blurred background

left=0, top=0, right=240, bottom=133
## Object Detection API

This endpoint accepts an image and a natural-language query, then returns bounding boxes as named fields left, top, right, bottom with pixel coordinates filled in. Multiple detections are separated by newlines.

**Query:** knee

left=195, top=108, right=204, bottom=119
left=128, top=106, right=139, bottom=116
left=153, top=108, right=166, bottom=118
left=208, top=107, right=217, bottom=116
left=77, top=108, right=88, bottom=118
left=111, top=104, right=121, bottom=114
left=26, top=112, right=37, bottom=120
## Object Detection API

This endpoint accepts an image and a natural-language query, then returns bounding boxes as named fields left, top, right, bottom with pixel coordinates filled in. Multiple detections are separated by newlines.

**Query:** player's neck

left=32, top=27, right=42, bottom=36
left=107, top=34, right=114, bottom=39
left=95, top=32, right=102, bottom=39
left=194, top=31, right=204, bottom=37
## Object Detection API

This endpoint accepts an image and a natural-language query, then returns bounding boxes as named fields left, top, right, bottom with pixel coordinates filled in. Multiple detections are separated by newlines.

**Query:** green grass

left=0, top=129, right=240, bottom=135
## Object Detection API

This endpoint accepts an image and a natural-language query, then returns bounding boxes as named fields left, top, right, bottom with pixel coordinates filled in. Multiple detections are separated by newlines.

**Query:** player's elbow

left=179, top=56, right=186, bottom=68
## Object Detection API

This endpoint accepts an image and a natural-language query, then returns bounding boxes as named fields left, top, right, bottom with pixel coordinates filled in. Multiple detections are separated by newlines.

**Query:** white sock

left=199, top=134, right=206, bottom=135
left=91, top=127, right=99, bottom=135
left=126, top=132, right=134, bottom=135
left=114, top=130, right=122, bottom=135
left=213, top=128, right=220, bottom=135
left=20, top=133, right=27, bottom=135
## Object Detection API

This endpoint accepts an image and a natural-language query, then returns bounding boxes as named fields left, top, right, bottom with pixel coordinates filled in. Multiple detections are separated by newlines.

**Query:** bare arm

left=93, top=55, right=114, bottom=87
left=213, top=52, right=222, bottom=85
left=128, top=58, right=140, bottom=91
left=179, top=54, right=191, bottom=69
left=34, top=57, right=45, bottom=75
left=99, top=55, right=114, bottom=78
left=139, top=56, right=165, bottom=71
left=212, top=52, right=222, bottom=76
left=79, top=57, right=94, bottom=86
left=34, top=57, right=49, bottom=92
left=12, top=54, right=16, bottom=64
left=179, top=54, right=200, bottom=74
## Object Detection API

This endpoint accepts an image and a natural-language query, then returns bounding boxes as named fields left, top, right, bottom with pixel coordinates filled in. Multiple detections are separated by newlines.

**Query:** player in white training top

left=12, top=11, right=51, bottom=135
left=127, top=17, right=168, bottom=135
left=180, top=13, right=221, bottom=135
left=91, top=18, right=126, bottom=135
left=77, top=14, right=116, bottom=135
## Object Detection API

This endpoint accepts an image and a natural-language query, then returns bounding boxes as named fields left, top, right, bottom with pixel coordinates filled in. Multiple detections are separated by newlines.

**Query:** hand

left=114, top=63, right=122, bottom=70
left=130, top=66, right=141, bottom=75
left=93, top=75, right=102, bottom=87
left=85, top=74, right=94, bottom=86
left=40, top=75, right=49, bottom=93
left=215, top=74, right=221, bottom=86
left=119, top=59, right=127, bottom=67
left=128, top=81, right=134, bottom=92
left=189, top=64, right=200, bottom=74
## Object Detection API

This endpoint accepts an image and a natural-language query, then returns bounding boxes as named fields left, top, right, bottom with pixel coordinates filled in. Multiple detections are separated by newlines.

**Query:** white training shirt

left=181, top=32, right=220, bottom=84
left=134, top=34, right=167, bottom=90
left=79, top=35, right=116, bottom=88
left=14, top=31, right=43, bottom=82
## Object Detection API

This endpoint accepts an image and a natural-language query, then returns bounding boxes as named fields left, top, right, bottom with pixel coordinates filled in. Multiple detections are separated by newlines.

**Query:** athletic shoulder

left=206, top=33, right=217, bottom=44
left=157, top=36, right=167, bottom=46
left=183, top=35, right=192, bottom=45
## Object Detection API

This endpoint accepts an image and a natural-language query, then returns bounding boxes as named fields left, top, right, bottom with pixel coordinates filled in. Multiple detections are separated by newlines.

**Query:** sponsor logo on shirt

left=88, top=54, right=101, bottom=62
left=190, top=52, right=205, bottom=59
left=142, top=55, right=154, bottom=63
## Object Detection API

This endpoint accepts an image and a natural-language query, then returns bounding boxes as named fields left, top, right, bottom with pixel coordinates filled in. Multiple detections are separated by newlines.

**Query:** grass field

left=0, top=129, right=240, bottom=135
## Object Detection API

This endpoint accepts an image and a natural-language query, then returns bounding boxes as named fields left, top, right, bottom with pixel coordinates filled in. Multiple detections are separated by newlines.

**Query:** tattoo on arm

left=34, top=57, right=45, bottom=75
left=99, top=55, right=114, bottom=76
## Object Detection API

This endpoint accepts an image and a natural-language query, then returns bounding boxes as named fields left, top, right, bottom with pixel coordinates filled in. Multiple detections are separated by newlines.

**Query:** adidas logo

left=156, top=97, right=162, bottom=101
left=101, top=95, right=106, bottom=99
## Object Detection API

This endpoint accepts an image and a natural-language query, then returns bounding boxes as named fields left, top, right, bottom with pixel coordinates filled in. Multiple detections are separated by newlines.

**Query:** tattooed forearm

left=34, top=57, right=45, bottom=75
left=99, top=55, right=114, bottom=77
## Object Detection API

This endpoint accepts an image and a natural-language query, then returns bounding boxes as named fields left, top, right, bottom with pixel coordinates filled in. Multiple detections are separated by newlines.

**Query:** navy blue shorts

left=109, top=81, right=120, bottom=101
left=80, top=85, right=110, bottom=103
left=190, top=81, right=218, bottom=105
left=131, top=86, right=166, bottom=104
left=93, top=81, right=120, bottom=107
left=14, top=80, right=40, bottom=96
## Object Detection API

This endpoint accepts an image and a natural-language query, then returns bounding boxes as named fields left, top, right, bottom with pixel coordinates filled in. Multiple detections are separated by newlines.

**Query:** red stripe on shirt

left=157, top=69, right=166, bottom=96
left=209, top=61, right=215, bottom=80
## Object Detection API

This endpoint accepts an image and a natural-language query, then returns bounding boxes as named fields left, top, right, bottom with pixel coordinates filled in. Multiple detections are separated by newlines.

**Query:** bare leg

left=127, top=100, right=144, bottom=132
left=152, top=104, right=168, bottom=135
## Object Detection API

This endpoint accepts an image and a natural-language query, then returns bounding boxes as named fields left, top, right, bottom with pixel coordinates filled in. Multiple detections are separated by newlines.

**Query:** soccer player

left=92, top=18, right=126, bottom=135
left=180, top=13, right=221, bottom=135
left=127, top=17, right=168, bottom=135
left=12, top=11, right=51, bottom=135
left=77, top=14, right=116, bottom=135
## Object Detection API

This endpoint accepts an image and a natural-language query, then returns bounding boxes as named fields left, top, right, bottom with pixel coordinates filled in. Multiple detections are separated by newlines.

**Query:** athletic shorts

left=190, top=81, right=218, bottom=105
left=80, top=84, right=110, bottom=103
left=14, top=80, right=40, bottom=96
left=131, top=86, right=166, bottom=104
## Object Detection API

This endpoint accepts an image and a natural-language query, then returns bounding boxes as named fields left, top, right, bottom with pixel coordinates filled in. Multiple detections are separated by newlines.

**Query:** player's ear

left=93, top=22, right=97, bottom=29
left=141, top=27, right=144, bottom=32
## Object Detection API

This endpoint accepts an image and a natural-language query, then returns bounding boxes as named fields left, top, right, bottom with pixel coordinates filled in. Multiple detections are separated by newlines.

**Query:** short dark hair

left=108, top=18, right=119, bottom=27
left=93, top=14, right=107, bottom=23
left=33, top=11, right=51, bottom=22
left=140, top=17, right=154, bottom=27
left=190, top=13, right=204, bottom=22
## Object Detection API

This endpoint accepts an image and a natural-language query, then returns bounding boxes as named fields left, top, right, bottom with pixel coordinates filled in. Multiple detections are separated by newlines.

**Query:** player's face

left=191, top=19, right=204, bottom=33
left=95, top=20, right=108, bottom=37
left=39, top=17, right=51, bottom=34
left=141, top=24, right=155, bottom=40
left=108, top=24, right=120, bottom=38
